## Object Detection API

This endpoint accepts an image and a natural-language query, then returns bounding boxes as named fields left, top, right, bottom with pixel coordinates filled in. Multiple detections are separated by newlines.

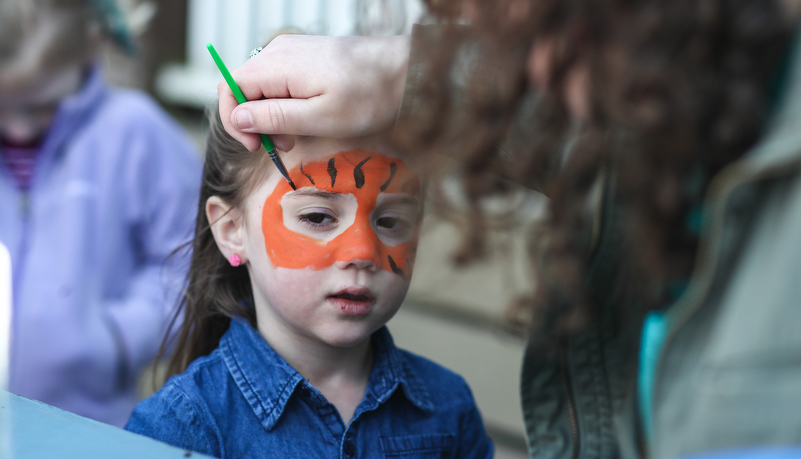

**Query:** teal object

left=638, top=311, right=669, bottom=443
left=86, top=0, right=137, bottom=54
left=206, top=43, right=296, bottom=190
left=0, top=390, right=214, bottom=458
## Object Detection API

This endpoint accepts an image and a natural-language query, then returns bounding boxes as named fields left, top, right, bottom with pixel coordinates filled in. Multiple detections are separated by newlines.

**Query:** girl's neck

left=273, top=331, right=374, bottom=384
left=256, top=320, right=375, bottom=425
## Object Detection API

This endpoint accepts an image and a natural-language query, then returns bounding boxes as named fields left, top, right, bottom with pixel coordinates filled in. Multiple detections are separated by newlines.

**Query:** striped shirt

left=1, top=139, right=41, bottom=192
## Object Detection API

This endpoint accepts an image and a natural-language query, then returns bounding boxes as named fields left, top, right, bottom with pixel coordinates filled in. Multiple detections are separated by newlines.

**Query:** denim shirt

left=126, top=318, right=494, bottom=458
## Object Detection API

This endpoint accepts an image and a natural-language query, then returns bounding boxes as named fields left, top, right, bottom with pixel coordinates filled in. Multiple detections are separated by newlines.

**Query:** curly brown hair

left=395, top=0, right=792, bottom=338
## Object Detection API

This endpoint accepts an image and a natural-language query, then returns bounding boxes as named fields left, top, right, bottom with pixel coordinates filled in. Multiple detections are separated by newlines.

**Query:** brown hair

left=160, top=108, right=273, bottom=378
left=396, top=0, right=791, bottom=338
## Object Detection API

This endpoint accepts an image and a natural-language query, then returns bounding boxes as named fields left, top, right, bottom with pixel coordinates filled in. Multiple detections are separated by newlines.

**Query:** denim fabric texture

left=126, top=318, right=494, bottom=458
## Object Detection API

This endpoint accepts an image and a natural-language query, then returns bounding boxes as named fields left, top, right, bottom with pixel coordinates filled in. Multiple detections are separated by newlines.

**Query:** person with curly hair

left=216, top=1, right=801, bottom=457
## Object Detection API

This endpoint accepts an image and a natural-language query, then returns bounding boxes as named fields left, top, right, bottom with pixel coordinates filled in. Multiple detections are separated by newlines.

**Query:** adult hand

left=218, top=34, right=411, bottom=152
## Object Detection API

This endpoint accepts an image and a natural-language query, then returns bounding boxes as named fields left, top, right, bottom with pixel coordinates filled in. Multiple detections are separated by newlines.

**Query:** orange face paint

left=261, top=150, right=422, bottom=279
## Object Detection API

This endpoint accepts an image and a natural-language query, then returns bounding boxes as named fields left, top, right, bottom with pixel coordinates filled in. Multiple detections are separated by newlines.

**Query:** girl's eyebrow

left=282, top=188, right=349, bottom=201
left=379, top=194, right=421, bottom=207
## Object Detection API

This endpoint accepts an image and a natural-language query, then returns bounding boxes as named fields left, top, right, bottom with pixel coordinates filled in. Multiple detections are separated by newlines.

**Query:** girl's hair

left=161, top=107, right=273, bottom=378
left=396, top=0, right=792, bottom=339
left=0, top=0, right=101, bottom=78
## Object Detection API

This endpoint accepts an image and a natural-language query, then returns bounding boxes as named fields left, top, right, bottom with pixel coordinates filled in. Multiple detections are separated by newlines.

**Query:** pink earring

left=228, top=254, right=242, bottom=267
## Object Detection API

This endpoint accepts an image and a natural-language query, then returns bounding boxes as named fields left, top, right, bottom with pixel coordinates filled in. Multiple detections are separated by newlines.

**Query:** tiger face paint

left=261, top=150, right=422, bottom=279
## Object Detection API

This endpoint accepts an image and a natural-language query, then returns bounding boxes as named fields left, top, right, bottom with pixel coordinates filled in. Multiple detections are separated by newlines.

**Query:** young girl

left=125, top=109, right=494, bottom=458
left=0, top=0, right=200, bottom=426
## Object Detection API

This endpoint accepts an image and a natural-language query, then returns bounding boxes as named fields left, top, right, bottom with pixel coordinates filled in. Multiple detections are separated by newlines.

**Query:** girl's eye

left=299, top=212, right=337, bottom=229
left=376, top=217, right=399, bottom=229
left=375, top=215, right=412, bottom=238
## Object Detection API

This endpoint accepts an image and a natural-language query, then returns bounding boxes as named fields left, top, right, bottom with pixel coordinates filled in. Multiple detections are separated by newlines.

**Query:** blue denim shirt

left=126, top=318, right=494, bottom=458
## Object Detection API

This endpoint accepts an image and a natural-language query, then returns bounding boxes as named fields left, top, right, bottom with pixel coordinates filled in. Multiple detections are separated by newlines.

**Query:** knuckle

left=270, top=34, right=289, bottom=47
left=264, top=103, right=287, bottom=133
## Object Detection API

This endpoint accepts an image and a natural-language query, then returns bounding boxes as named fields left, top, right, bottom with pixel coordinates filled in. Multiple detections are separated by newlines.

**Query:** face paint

left=262, top=150, right=422, bottom=279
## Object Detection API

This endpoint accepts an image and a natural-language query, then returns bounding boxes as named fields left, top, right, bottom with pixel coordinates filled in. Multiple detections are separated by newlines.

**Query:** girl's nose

left=334, top=230, right=381, bottom=272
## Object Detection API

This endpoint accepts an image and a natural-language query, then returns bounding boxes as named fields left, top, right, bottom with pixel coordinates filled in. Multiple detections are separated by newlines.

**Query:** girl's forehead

left=285, top=137, right=400, bottom=169
left=252, top=147, right=406, bottom=204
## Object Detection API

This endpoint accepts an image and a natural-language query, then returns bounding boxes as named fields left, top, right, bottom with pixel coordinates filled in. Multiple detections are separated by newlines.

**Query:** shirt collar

left=42, top=64, right=107, bottom=158
left=361, top=326, right=434, bottom=415
left=220, top=318, right=434, bottom=432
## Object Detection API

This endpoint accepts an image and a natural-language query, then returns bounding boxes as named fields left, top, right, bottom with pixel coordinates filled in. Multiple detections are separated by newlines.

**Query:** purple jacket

left=0, top=67, right=201, bottom=427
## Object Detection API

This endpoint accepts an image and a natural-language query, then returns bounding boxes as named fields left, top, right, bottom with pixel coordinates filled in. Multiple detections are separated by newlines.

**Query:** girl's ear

left=206, top=196, right=248, bottom=265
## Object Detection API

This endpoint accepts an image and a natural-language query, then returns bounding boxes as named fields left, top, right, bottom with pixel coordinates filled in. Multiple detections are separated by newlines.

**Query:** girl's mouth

left=328, top=287, right=375, bottom=316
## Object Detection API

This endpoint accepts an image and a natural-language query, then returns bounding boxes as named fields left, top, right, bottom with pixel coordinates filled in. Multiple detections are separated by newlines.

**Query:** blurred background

left=106, top=1, right=545, bottom=457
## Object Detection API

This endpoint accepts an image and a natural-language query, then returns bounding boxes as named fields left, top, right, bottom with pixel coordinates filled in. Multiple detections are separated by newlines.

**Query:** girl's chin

left=314, top=324, right=380, bottom=349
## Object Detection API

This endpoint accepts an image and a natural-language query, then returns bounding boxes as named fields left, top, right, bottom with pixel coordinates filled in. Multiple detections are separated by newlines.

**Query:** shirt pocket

left=379, top=433, right=455, bottom=458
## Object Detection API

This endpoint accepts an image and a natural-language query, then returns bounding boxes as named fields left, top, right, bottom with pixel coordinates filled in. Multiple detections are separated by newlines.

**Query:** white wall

left=156, top=0, right=425, bottom=107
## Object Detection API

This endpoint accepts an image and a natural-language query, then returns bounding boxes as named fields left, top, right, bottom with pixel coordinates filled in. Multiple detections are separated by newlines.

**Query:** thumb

left=232, top=98, right=324, bottom=137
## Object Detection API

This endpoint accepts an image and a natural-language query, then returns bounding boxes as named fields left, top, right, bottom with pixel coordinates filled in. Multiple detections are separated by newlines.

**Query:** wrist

left=357, top=34, right=410, bottom=119
left=384, top=35, right=412, bottom=114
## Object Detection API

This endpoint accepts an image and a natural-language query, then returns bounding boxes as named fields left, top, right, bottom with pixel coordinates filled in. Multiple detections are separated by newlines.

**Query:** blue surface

left=681, top=447, right=801, bottom=459
left=1, top=390, right=213, bottom=459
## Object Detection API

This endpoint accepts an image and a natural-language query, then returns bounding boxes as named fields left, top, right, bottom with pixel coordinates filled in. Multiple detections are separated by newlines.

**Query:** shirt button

left=343, top=440, right=356, bottom=457
left=298, top=385, right=311, bottom=398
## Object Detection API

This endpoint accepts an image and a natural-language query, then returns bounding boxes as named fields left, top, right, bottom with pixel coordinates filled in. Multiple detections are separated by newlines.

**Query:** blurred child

left=124, top=110, right=494, bottom=458
left=0, top=0, right=201, bottom=426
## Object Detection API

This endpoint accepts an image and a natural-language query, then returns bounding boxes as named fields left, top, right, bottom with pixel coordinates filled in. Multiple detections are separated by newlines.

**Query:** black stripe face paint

left=327, top=158, right=337, bottom=187
left=353, top=157, right=372, bottom=189
left=380, top=162, right=397, bottom=192
left=300, top=163, right=316, bottom=185
left=387, top=255, right=406, bottom=280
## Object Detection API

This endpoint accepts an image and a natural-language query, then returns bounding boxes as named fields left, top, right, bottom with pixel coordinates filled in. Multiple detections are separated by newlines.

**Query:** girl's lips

left=328, top=287, right=375, bottom=316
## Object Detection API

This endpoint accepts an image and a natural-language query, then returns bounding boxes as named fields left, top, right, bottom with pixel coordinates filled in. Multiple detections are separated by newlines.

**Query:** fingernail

left=234, top=108, right=253, bottom=130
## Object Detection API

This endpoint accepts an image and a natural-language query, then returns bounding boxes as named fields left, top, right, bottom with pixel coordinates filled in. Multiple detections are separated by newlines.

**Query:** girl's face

left=239, top=143, right=422, bottom=349
left=0, top=64, right=84, bottom=145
